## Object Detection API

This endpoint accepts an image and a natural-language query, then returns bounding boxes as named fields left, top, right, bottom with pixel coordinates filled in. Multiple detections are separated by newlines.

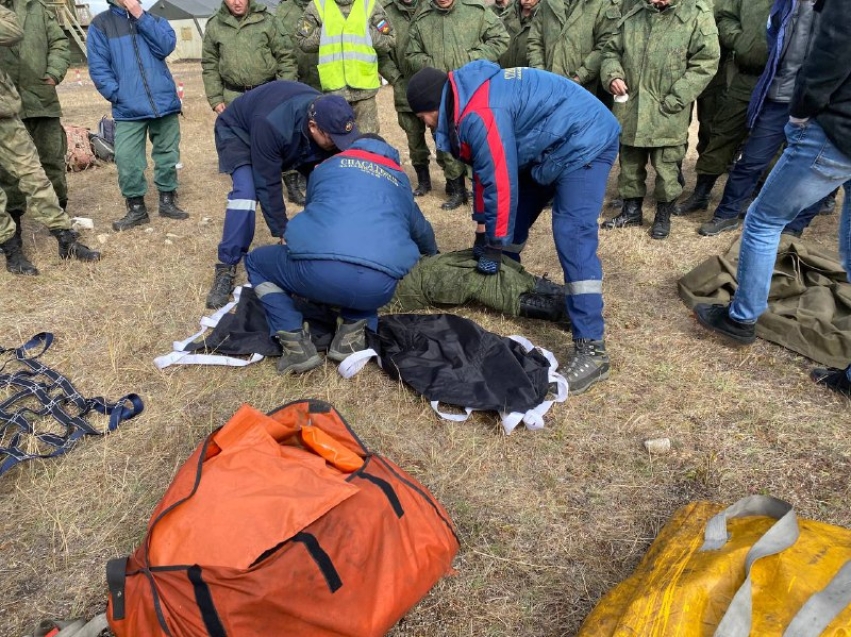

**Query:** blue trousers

left=245, top=245, right=398, bottom=334
left=218, top=165, right=256, bottom=266
left=510, top=139, right=619, bottom=341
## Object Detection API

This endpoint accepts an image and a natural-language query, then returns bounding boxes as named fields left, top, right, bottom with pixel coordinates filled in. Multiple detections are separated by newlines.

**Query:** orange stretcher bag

left=106, top=400, right=459, bottom=637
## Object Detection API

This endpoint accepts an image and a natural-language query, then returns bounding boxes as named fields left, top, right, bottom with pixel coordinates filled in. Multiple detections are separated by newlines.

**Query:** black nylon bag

left=367, top=314, right=551, bottom=414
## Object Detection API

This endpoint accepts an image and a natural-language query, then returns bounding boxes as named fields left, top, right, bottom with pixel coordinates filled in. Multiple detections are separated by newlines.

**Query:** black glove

left=473, top=231, right=487, bottom=259
left=477, top=246, right=502, bottom=275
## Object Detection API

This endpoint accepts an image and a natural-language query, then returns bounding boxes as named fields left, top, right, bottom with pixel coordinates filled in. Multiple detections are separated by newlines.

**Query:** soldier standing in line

left=379, top=0, right=432, bottom=196
left=406, top=0, right=508, bottom=210
left=0, top=5, right=100, bottom=275
left=295, top=0, right=395, bottom=134
left=0, top=0, right=70, bottom=233
left=277, top=0, right=321, bottom=92
left=600, top=0, right=720, bottom=240
left=490, top=0, right=511, bottom=15
left=498, top=0, right=539, bottom=69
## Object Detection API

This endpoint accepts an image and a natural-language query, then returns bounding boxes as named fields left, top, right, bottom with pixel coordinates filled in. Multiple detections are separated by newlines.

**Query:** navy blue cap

left=309, top=95, right=360, bottom=150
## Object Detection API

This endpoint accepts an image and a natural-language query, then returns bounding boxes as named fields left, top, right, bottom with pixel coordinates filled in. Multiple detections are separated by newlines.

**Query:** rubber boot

left=675, top=173, right=718, bottom=216
left=1, top=234, right=38, bottom=275
left=50, top=229, right=101, bottom=261
left=441, top=176, right=468, bottom=210
left=283, top=173, right=306, bottom=206
left=206, top=263, right=236, bottom=309
left=158, top=191, right=189, bottom=219
left=650, top=200, right=675, bottom=240
left=412, top=164, right=432, bottom=197
left=601, top=197, right=643, bottom=229
left=113, top=196, right=150, bottom=232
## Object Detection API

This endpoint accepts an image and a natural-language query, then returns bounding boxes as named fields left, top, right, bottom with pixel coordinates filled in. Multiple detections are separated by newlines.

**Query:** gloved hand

left=472, top=230, right=487, bottom=259
left=477, top=246, right=502, bottom=275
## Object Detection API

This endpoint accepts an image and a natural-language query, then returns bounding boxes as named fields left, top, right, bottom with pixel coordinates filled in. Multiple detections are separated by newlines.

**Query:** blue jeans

left=245, top=245, right=397, bottom=333
left=729, top=120, right=851, bottom=342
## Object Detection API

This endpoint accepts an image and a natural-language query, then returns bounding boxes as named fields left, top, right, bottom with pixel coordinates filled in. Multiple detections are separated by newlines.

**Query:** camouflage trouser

left=0, top=116, right=67, bottom=213
left=115, top=114, right=180, bottom=198
left=695, top=91, right=750, bottom=177
left=0, top=115, right=70, bottom=244
left=396, top=110, right=430, bottom=167
left=618, top=144, right=686, bottom=203
left=437, top=150, right=466, bottom=181
left=695, top=57, right=731, bottom=156
left=351, top=96, right=379, bottom=135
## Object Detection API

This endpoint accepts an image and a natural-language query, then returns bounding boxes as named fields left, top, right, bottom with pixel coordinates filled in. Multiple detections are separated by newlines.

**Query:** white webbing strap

left=783, top=559, right=851, bottom=636
left=337, top=348, right=379, bottom=378
left=154, top=286, right=266, bottom=369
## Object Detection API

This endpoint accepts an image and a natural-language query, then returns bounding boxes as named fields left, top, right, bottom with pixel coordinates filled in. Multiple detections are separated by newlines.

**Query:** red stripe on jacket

left=337, top=149, right=403, bottom=172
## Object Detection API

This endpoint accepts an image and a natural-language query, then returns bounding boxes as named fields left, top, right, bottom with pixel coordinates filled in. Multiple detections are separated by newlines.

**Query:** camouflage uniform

left=380, top=0, right=429, bottom=167
left=296, top=0, right=396, bottom=134
left=526, top=0, right=621, bottom=95
left=0, top=0, right=69, bottom=214
left=601, top=0, right=720, bottom=203
left=692, top=0, right=726, bottom=155
left=407, top=0, right=509, bottom=180
left=0, top=5, right=70, bottom=246
left=277, top=0, right=321, bottom=90
left=498, top=0, right=537, bottom=68
left=202, top=1, right=297, bottom=110
left=489, top=0, right=511, bottom=15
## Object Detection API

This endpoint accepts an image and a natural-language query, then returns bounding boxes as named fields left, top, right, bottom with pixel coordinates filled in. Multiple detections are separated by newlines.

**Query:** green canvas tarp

left=678, top=236, right=851, bottom=368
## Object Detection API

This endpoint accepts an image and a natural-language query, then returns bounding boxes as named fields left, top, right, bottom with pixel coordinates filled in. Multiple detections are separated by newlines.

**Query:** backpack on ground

left=578, top=495, right=851, bottom=636
left=106, top=399, right=460, bottom=637
left=64, top=124, right=98, bottom=171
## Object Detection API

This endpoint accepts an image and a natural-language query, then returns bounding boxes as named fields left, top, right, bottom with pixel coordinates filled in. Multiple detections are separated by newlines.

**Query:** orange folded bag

left=106, top=399, right=459, bottom=637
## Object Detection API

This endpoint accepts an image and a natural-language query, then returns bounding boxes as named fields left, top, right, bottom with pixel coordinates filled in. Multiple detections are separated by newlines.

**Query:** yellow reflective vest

left=315, top=0, right=380, bottom=90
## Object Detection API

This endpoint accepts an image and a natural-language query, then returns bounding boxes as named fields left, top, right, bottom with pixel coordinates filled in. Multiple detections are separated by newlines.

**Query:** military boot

left=675, top=174, right=718, bottom=216
left=158, top=191, right=189, bottom=219
left=650, top=201, right=675, bottom=240
left=328, top=318, right=369, bottom=362
left=1, top=234, right=38, bottom=275
left=206, top=263, right=236, bottom=309
left=50, top=229, right=101, bottom=261
left=601, top=197, right=643, bottom=229
left=518, top=293, right=566, bottom=323
left=412, top=164, right=432, bottom=197
left=0, top=210, right=23, bottom=255
left=113, top=196, right=150, bottom=231
left=283, top=173, right=306, bottom=206
left=532, top=275, right=565, bottom=299
left=441, top=176, right=468, bottom=210
left=562, top=339, right=609, bottom=395
left=275, top=326, right=323, bottom=374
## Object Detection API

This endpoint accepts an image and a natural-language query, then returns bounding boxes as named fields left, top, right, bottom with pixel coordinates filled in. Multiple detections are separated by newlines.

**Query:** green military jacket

left=601, top=0, right=720, bottom=147
left=296, top=0, right=395, bottom=103
left=0, top=4, right=23, bottom=119
left=202, top=1, right=297, bottom=109
left=717, top=0, right=771, bottom=100
left=498, top=1, right=536, bottom=68
left=527, top=0, right=621, bottom=88
left=0, top=0, right=68, bottom=119
left=407, top=0, right=509, bottom=74
left=379, top=0, right=423, bottom=111
left=489, top=0, right=511, bottom=15
left=276, top=0, right=321, bottom=90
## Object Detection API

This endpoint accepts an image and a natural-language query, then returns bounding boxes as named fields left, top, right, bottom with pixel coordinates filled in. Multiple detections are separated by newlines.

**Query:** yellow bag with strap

left=579, top=496, right=851, bottom=637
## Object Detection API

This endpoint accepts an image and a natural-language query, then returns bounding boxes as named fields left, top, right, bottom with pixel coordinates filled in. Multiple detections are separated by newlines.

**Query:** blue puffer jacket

left=747, top=0, right=796, bottom=128
left=434, top=61, right=620, bottom=245
left=87, top=0, right=181, bottom=121
left=285, top=137, right=438, bottom=278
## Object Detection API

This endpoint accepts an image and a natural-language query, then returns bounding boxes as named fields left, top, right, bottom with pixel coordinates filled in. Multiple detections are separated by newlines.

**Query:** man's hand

left=609, top=79, right=628, bottom=96
left=122, top=0, right=144, bottom=19
left=42, top=77, right=56, bottom=86
left=214, top=103, right=226, bottom=114
left=789, top=116, right=810, bottom=125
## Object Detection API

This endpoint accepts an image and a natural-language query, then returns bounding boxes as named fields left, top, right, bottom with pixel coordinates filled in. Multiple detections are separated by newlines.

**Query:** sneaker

left=810, top=366, right=851, bottom=398
left=275, top=327, right=323, bottom=374
left=562, top=339, right=609, bottom=395
left=327, top=318, right=368, bottom=362
left=693, top=303, right=756, bottom=345
left=698, top=216, right=741, bottom=237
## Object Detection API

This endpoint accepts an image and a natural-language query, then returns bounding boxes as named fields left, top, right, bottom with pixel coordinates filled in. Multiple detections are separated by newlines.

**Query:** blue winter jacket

left=747, top=0, right=796, bottom=128
left=284, top=137, right=438, bottom=278
left=434, top=61, right=620, bottom=245
left=87, top=0, right=181, bottom=121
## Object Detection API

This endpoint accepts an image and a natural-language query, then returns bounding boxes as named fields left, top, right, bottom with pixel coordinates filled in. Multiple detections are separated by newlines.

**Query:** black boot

left=532, top=275, right=564, bottom=299
left=675, top=173, right=718, bottom=216
left=50, top=229, right=101, bottom=261
left=1, top=234, right=38, bottom=275
left=159, top=191, right=189, bottom=219
left=113, top=196, right=150, bottom=232
left=518, top=293, right=566, bottom=323
left=412, top=164, right=432, bottom=197
left=441, top=176, right=468, bottom=210
left=206, top=263, right=236, bottom=309
left=9, top=209, right=23, bottom=241
left=601, top=197, right=643, bottom=229
left=283, top=173, right=306, bottom=206
left=650, top=201, right=675, bottom=240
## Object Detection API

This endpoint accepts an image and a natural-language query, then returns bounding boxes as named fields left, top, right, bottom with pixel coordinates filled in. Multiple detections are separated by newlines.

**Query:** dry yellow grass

left=1, top=63, right=849, bottom=636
